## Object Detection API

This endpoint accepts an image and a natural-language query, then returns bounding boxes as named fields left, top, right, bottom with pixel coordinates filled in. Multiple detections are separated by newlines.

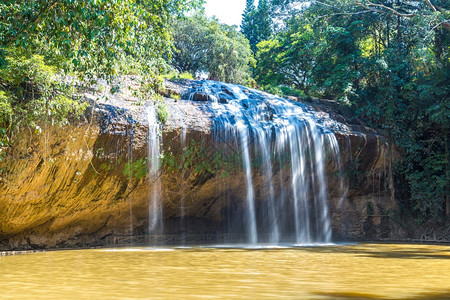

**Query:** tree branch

left=317, top=10, right=373, bottom=19
left=423, top=0, right=450, bottom=30
left=355, top=2, right=385, bottom=15
left=354, top=1, right=449, bottom=31
left=312, top=1, right=342, bottom=10
left=356, top=1, right=415, bottom=17
left=432, top=20, right=450, bottom=31
left=424, top=0, right=437, bottom=12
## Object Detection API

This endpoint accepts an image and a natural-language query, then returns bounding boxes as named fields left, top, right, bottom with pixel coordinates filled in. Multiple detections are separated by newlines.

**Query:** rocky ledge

left=0, top=78, right=401, bottom=250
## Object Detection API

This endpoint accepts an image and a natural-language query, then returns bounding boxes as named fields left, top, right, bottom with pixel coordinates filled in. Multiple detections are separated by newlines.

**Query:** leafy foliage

left=0, top=0, right=201, bottom=155
left=0, top=0, right=203, bottom=79
left=156, top=100, right=169, bottom=124
left=123, top=158, right=148, bottom=180
left=241, top=0, right=273, bottom=52
left=172, top=15, right=254, bottom=84
left=0, top=48, right=87, bottom=151
left=252, top=0, right=449, bottom=222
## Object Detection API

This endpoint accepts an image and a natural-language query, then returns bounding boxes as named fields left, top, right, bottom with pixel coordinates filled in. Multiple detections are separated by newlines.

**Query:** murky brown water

left=1, top=243, right=449, bottom=299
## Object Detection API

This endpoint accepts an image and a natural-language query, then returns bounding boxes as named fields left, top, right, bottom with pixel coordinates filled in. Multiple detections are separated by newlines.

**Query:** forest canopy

left=172, top=15, right=254, bottom=84
left=242, top=0, right=449, bottom=223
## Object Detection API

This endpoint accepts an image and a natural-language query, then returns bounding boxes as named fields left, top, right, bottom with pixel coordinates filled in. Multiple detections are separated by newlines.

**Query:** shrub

left=0, top=47, right=88, bottom=142
left=156, top=101, right=169, bottom=124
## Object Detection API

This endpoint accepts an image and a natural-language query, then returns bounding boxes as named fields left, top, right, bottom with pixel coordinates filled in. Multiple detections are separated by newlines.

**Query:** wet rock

left=221, top=85, right=234, bottom=96
left=191, top=92, right=210, bottom=101
left=218, top=93, right=233, bottom=104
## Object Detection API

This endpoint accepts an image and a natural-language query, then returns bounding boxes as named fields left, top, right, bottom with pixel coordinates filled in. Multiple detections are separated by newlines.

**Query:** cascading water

left=180, top=124, right=187, bottom=244
left=184, top=80, right=343, bottom=244
left=147, top=106, right=163, bottom=235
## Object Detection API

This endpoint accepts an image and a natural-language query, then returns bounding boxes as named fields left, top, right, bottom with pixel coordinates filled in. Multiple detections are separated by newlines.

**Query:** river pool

left=1, top=243, right=449, bottom=299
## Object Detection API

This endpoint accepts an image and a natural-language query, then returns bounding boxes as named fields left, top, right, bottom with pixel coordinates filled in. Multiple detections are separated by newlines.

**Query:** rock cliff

left=0, top=78, right=399, bottom=249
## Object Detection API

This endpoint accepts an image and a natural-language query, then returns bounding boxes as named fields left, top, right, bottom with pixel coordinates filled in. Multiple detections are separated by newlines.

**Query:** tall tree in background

left=241, top=0, right=258, bottom=52
left=172, top=16, right=254, bottom=84
left=241, top=0, right=273, bottom=52
left=241, top=0, right=256, bottom=46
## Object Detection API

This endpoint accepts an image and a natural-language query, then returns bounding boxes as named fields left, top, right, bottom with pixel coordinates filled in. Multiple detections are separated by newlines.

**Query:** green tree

left=0, top=0, right=202, bottom=155
left=241, top=0, right=273, bottom=52
left=172, top=17, right=209, bottom=76
left=172, top=15, right=254, bottom=84
left=241, top=0, right=258, bottom=52
left=254, top=0, right=450, bottom=222
left=255, top=18, right=321, bottom=94
left=0, top=0, right=203, bottom=78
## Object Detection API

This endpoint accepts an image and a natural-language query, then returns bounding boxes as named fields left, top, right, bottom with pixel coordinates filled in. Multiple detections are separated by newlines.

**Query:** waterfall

left=180, top=124, right=187, bottom=245
left=147, top=106, right=163, bottom=234
left=183, top=80, right=342, bottom=244
left=239, top=122, right=258, bottom=245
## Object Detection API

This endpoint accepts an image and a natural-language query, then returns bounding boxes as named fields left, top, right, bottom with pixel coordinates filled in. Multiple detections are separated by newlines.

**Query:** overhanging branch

left=424, top=0, right=437, bottom=12
left=355, top=1, right=415, bottom=17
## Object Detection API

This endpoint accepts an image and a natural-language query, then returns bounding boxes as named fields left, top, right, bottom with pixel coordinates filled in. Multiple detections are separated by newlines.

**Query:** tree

left=0, top=0, right=202, bottom=155
left=254, top=0, right=449, bottom=222
left=241, top=0, right=258, bottom=52
left=172, top=17, right=210, bottom=76
left=255, top=18, right=324, bottom=94
left=0, top=0, right=203, bottom=78
left=172, top=16, right=254, bottom=84
left=241, top=0, right=273, bottom=52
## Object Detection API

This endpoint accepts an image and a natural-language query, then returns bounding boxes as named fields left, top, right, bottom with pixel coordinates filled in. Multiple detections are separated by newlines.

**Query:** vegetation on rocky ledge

left=0, top=0, right=202, bottom=154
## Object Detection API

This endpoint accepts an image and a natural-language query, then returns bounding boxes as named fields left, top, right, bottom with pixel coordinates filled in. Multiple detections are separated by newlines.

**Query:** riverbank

left=2, top=236, right=449, bottom=254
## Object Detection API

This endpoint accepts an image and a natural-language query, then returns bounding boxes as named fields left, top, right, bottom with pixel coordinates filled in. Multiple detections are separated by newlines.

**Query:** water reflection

left=1, top=244, right=449, bottom=299
left=297, top=243, right=450, bottom=260
left=314, top=291, right=450, bottom=300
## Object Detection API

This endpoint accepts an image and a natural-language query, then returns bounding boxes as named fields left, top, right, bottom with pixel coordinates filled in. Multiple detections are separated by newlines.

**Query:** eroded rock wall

left=0, top=82, right=399, bottom=250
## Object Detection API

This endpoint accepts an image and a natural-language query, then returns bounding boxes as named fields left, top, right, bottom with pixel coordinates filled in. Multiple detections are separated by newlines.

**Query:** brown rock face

left=0, top=80, right=398, bottom=250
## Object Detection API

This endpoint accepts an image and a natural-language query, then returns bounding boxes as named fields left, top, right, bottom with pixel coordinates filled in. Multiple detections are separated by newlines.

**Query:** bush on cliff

left=0, top=48, right=87, bottom=151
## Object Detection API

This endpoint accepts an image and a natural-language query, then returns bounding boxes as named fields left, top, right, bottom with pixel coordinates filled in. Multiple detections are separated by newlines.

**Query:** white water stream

left=148, top=80, right=344, bottom=245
